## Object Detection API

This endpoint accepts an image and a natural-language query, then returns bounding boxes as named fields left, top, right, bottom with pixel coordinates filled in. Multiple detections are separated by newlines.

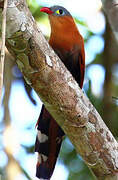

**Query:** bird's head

left=40, top=6, right=76, bottom=34
left=40, top=5, right=71, bottom=17
left=40, top=5, right=81, bottom=48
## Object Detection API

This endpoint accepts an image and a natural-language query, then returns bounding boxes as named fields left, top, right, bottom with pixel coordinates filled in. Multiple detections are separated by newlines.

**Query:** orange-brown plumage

left=49, top=13, right=85, bottom=88
left=35, top=5, right=85, bottom=180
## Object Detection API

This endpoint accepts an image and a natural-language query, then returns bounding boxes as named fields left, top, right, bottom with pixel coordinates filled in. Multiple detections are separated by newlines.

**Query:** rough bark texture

left=1, top=0, right=118, bottom=179
left=101, top=0, right=118, bottom=43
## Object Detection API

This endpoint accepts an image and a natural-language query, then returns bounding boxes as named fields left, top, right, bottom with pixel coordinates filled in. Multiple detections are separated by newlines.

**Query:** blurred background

left=1, top=0, right=118, bottom=179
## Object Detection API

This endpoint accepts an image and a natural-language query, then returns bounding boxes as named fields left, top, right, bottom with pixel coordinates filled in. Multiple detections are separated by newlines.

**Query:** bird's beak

left=40, top=7, right=53, bottom=14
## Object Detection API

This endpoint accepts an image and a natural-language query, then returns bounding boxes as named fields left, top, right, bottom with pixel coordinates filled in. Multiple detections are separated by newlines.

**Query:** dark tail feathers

left=35, top=105, right=65, bottom=179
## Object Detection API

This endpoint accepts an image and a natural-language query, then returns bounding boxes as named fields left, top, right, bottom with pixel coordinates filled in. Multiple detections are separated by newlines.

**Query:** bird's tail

left=35, top=105, right=65, bottom=180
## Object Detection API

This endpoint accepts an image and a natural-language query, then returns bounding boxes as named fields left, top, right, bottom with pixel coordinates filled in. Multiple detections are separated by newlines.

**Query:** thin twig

left=0, top=0, right=8, bottom=106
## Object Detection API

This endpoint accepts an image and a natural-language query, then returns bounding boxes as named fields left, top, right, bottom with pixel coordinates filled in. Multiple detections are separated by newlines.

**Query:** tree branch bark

left=1, top=0, right=118, bottom=179
left=0, top=0, right=7, bottom=105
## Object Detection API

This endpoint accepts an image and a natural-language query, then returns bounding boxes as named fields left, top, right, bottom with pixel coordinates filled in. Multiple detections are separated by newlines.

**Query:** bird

left=35, top=5, right=85, bottom=180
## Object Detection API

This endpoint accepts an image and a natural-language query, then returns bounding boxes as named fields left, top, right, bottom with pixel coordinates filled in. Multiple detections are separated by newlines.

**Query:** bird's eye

left=55, top=9, right=64, bottom=15
left=59, top=9, right=63, bottom=14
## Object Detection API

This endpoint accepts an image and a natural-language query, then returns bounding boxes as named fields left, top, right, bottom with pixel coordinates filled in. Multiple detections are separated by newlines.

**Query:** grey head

left=50, top=5, right=72, bottom=17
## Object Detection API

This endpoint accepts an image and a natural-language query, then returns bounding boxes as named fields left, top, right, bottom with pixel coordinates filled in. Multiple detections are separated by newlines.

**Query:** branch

left=0, top=0, right=7, bottom=105
left=2, top=0, right=118, bottom=179
left=101, top=0, right=118, bottom=43
left=3, top=53, right=22, bottom=180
